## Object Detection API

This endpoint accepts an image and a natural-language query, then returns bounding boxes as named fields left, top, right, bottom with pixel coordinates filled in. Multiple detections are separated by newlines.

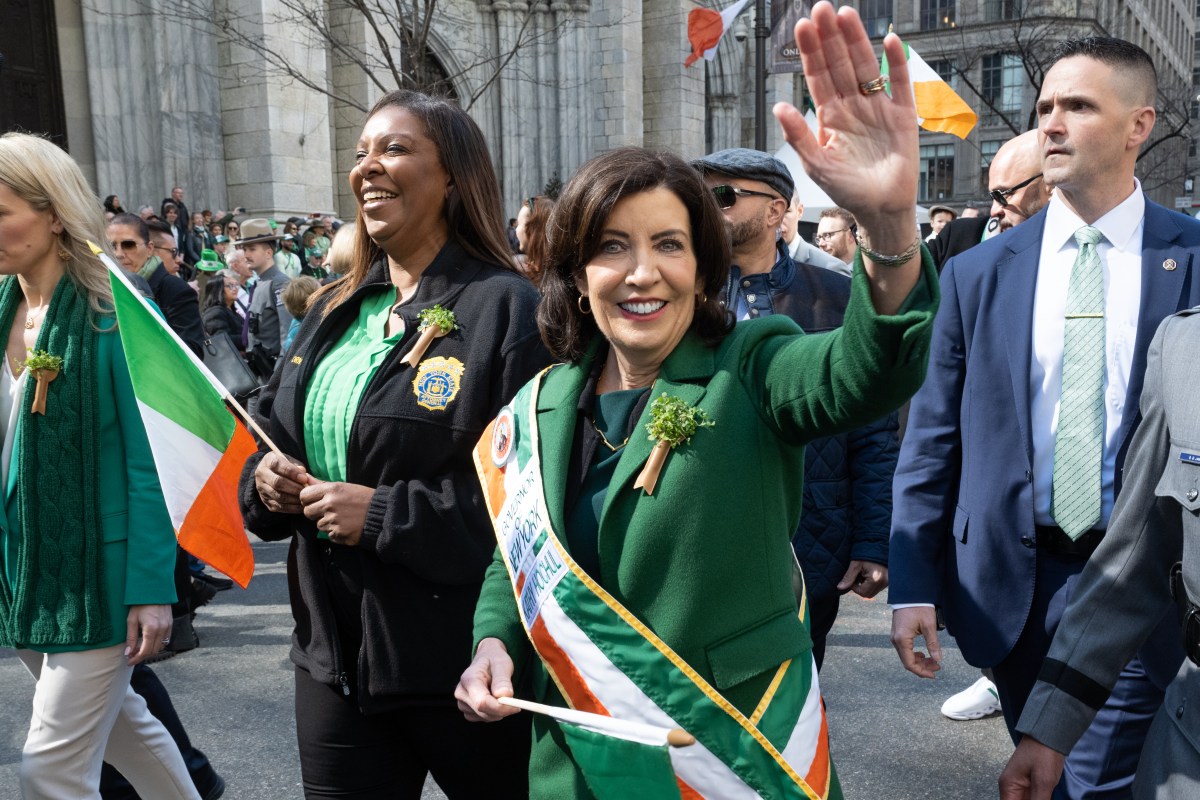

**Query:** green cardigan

left=473, top=253, right=938, bottom=797
left=0, top=324, right=178, bottom=651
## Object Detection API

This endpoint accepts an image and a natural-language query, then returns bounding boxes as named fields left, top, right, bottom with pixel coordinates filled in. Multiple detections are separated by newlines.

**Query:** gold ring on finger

left=859, top=75, right=888, bottom=96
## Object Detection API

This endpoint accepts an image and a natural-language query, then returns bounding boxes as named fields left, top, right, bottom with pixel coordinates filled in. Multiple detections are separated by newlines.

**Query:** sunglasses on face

left=526, top=195, right=540, bottom=210
left=710, top=184, right=778, bottom=209
left=990, top=173, right=1043, bottom=208
left=109, top=239, right=143, bottom=251
left=156, top=245, right=179, bottom=257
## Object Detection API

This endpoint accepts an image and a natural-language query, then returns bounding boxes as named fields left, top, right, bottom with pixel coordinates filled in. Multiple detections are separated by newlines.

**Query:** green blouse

left=303, top=288, right=401, bottom=482
left=565, top=388, right=645, bottom=581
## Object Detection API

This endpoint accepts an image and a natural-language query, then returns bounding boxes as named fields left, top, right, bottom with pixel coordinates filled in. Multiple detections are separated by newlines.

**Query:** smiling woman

left=238, top=90, right=550, bottom=800
left=456, top=4, right=942, bottom=796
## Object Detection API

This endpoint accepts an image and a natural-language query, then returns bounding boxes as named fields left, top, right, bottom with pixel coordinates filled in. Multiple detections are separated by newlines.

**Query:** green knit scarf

left=0, top=275, right=105, bottom=647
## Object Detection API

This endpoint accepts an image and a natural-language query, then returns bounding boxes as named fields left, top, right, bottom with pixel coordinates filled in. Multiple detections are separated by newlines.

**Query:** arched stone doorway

left=0, top=0, right=67, bottom=146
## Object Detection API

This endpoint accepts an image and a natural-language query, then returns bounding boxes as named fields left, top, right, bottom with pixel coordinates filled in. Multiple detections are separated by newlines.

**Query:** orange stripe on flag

left=530, top=616, right=609, bottom=716
left=678, top=777, right=703, bottom=799
left=685, top=8, right=723, bottom=67
left=803, top=699, right=833, bottom=797
left=177, top=421, right=257, bottom=588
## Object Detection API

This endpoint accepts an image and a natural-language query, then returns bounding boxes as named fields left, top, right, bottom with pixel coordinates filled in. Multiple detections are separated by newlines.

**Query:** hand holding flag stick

left=497, top=697, right=696, bottom=748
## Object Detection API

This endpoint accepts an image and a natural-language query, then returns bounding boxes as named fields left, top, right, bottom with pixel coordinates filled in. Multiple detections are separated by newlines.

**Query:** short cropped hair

left=1047, top=37, right=1157, bottom=105
left=819, top=207, right=857, bottom=229
left=538, top=147, right=733, bottom=363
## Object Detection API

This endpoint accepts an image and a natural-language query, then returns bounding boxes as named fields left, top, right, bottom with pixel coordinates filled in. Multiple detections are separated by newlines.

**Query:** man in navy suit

left=890, top=36, right=1198, bottom=798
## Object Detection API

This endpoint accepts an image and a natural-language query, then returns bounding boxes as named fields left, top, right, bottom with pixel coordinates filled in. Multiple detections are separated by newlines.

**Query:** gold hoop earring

left=697, top=293, right=707, bottom=306
left=58, top=247, right=73, bottom=262
left=577, top=295, right=591, bottom=315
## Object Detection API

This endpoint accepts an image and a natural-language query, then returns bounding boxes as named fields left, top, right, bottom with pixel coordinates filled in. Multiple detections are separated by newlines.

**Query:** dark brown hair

left=521, top=195, right=555, bottom=284
left=538, top=147, right=733, bottom=363
left=319, top=90, right=517, bottom=313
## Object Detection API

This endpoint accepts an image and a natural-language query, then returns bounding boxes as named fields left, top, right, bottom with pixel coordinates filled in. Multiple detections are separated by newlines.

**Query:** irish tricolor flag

left=882, top=40, right=977, bottom=139
left=684, top=0, right=750, bottom=67
left=96, top=246, right=257, bottom=587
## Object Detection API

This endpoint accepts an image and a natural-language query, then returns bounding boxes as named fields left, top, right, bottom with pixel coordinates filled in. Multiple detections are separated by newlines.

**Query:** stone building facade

left=6, top=0, right=799, bottom=221
left=2, top=0, right=1191, bottom=219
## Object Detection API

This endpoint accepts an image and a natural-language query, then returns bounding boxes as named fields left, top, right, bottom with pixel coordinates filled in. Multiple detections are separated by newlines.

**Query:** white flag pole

left=497, top=697, right=695, bottom=748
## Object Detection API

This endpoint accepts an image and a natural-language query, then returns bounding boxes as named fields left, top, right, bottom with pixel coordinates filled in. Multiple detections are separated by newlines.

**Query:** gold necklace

left=25, top=306, right=48, bottom=330
left=589, top=417, right=628, bottom=452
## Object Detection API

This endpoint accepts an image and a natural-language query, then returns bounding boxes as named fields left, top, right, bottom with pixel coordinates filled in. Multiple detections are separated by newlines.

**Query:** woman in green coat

left=0, top=133, right=197, bottom=799
left=456, top=6, right=936, bottom=797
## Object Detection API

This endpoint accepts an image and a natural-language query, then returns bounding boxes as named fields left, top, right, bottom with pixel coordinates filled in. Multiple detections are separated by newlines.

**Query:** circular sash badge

left=492, top=407, right=515, bottom=467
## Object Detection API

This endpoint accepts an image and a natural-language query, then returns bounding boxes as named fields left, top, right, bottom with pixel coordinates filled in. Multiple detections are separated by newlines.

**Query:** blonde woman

left=0, top=132, right=197, bottom=799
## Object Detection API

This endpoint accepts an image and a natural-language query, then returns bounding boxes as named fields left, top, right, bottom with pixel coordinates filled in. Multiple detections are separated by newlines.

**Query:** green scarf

left=0, top=275, right=106, bottom=647
left=138, top=254, right=162, bottom=282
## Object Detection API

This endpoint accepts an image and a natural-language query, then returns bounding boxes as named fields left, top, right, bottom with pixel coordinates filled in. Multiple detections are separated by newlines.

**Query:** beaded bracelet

left=855, top=231, right=923, bottom=268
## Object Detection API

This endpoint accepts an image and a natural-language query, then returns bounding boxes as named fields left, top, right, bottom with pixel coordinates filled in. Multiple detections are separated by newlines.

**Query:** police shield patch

left=412, top=357, right=465, bottom=411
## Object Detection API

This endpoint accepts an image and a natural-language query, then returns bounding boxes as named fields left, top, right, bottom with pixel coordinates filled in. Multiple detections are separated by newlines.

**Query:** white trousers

left=16, top=644, right=199, bottom=800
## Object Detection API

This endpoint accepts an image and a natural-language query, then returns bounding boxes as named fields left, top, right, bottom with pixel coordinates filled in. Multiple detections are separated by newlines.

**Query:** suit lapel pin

left=1163, top=258, right=1177, bottom=271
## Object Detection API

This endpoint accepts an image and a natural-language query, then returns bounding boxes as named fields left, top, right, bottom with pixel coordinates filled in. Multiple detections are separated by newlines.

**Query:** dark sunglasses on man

left=990, top=173, right=1042, bottom=208
left=710, top=184, right=778, bottom=210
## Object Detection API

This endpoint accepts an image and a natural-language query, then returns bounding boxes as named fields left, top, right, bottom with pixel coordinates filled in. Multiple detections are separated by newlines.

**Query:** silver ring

left=858, top=76, right=888, bottom=96
left=161, top=638, right=171, bottom=645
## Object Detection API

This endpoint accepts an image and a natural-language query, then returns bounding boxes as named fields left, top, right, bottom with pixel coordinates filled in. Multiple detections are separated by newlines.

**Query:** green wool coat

left=473, top=254, right=939, bottom=798
left=0, top=326, right=178, bottom=652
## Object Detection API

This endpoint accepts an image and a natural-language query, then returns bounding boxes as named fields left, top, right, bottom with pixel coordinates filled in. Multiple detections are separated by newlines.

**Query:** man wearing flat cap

left=692, top=147, right=899, bottom=669
left=238, top=218, right=294, bottom=377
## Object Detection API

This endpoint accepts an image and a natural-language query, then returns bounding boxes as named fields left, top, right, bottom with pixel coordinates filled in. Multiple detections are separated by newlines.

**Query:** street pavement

left=1, top=540, right=1011, bottom=798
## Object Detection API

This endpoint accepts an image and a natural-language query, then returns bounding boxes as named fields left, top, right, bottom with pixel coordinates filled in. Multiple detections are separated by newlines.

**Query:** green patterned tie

left=1051, top=225, right=1106, bottom=539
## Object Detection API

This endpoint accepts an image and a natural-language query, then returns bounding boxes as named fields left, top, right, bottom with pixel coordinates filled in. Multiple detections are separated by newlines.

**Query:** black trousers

left=294, top=666, right=531, bottom=800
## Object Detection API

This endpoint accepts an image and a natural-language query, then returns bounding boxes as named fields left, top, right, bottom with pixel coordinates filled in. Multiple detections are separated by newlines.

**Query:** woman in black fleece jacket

left=238, top=91, right=548, bottom=800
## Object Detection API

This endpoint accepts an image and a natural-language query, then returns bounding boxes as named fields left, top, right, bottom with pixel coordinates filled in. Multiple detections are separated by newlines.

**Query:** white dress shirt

left=1030, top=182, right=1145, bottom=529
left=892, top=181, right=1146, bottom=610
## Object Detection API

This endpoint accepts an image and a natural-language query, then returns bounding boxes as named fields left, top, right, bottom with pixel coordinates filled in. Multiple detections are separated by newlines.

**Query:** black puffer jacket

left=722, top=245, right=898, bottom=605
left=238, top=240, right=550, bottom=712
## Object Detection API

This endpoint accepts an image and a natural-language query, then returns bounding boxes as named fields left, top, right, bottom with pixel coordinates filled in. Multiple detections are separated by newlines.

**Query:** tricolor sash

left=474, top=372, right=839, bottom=800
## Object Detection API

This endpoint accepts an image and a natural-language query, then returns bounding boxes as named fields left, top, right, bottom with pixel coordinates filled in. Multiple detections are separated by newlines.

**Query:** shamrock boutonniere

left=401, top=304, right=458, bottom=367
left=25, top=350, right=63, bottom=415
left=633, top=393, right=714, bottom=496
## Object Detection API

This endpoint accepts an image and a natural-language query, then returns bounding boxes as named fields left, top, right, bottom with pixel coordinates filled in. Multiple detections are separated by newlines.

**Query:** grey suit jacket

left=1018, top=308, right=1200, bottom=795
left=247, top=265, right=294, bottom=359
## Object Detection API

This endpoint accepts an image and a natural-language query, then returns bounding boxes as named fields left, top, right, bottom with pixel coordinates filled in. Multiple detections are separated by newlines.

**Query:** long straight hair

left=318, top=91, right=516, bottom=314
left=0, top=132, right=114, bottom=315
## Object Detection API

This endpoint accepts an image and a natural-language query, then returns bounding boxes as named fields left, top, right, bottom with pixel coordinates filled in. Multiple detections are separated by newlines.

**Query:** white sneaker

left=940, top=677, right=1001, bottom=720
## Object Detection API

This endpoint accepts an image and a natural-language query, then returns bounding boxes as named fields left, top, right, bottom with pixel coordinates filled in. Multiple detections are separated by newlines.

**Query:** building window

left=926, top=59, right=956, bottom=86
left=985, top=0, right=1021, bottom=20
left=859, top=0, right=892, bottom=38
left=920, top=0, right=955, bottom=30
left=982, top=53, right=1024, bottom=115
left=920, top=143, right=955, bottom=201
left=980, top=139, right=1003, bottom=191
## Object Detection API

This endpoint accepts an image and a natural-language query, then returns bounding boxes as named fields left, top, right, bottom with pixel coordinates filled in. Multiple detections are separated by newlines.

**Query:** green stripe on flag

left=108, top=271, right=233, bottom=451
left=561, top=722, right=682, bottom=799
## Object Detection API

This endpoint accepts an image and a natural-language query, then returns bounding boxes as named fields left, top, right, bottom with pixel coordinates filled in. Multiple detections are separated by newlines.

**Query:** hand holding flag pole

left=497, top=697, right=695, bottom=748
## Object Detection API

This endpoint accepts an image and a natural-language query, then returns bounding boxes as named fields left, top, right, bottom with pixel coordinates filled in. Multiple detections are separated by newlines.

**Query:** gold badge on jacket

left=412, top=357, right=464, bottom=411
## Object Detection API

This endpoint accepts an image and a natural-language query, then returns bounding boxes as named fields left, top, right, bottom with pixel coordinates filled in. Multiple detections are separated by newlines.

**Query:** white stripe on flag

left=138, top=401, right=223, bottom=530
left=778, top=656, right=825, bottom=777
left=538, top=596, right=761, bottom=799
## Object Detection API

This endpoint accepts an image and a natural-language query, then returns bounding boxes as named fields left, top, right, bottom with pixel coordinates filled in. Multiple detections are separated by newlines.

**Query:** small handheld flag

left=92, top=241, right=272, bottom=587
left=882, top=39, right=977, bottom=139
